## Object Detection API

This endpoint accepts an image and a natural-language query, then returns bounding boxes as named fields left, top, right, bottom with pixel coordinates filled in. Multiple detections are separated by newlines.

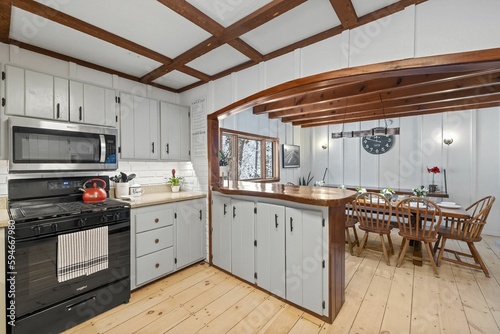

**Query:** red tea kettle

left=81, top=178, right=107, bottom=203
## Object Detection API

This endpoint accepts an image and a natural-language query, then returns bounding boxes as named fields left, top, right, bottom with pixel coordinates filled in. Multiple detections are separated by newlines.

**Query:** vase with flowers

left=167, top=169, right=184, bottom=192
left=427, top=166, right=440, bottom=193
left=412, top=187, right=428, bottom=197
left=380, top=188, right=396, bottom=201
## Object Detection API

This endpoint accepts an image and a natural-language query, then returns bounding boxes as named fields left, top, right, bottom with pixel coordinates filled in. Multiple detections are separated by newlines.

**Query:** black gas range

left=6, top=176, right=131, bottom=334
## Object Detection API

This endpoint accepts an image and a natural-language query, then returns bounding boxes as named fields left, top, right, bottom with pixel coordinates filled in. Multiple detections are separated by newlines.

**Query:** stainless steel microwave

left=9, top=117, right=118, bottom=172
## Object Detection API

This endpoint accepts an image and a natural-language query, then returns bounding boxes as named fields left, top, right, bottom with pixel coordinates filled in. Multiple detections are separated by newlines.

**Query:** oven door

left=9, top=221, right=130, bottom=319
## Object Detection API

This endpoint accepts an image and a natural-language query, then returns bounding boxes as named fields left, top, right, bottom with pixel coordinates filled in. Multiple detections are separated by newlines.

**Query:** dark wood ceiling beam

left=157, top=0, right=224, bottom=36
left=329, top=0, right=358, bottom=28
left=282, top=85, right=500, bottom=123
left=0, top=0, right=11, bottom=42
left=354, top=0, right=428, bottom=30
left=13, top=0, right=172, bottom=65
left=294, top=93, right=500, bottom=127
left=228, top=39, right=263, bottom=63
left=177, top=65, right=211, bottom=82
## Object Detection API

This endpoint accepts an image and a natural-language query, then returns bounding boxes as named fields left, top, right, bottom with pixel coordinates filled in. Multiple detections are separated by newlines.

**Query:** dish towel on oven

left=57, top=227, right=109, bottom=282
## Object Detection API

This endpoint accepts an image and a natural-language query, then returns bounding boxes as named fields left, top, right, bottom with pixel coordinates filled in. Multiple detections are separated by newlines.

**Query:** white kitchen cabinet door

left=70, top=81, right=116, bottom=126
left=25, top=70, right=53, bottom=119
left=301, top=209, right=324, bottom=315
left=255, top=203, right=286, bottom=298
left=133, top=96, right=159, bottom=160
left=285, top=207, right=303, bottom=306
left=176, top=201, right=205, bottom=269
left=5, top=65, right=25, bottom=116
left=211, top=195, right=232, bottom=272
left=231, top=199, right=255, bottom=283
left=53, top=77, right=69, bottom=121
left=149, top=99, right=159, bottom=160
left=69, top=81, right=84, bottom=123
left=285, top=207, right=324, bottom=315
left=160, top=102, right=190, bottom=161
left=119, top=93, right=135, bottom=159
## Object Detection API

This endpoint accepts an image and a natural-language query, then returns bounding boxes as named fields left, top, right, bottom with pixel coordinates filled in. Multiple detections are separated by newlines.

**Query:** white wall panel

left=415, top=0, right=500, bottom=57
left=328, top=124, right=344, bottom=185
left=300, top=35, right=343, bottom=77
left=359, top=120, right=379, bottom=187
left=379, top=118, right=400, bottom=187
left=213, top=76, right=232, bottom=112
left=349, top=8, right=414, bottom=67
left=235, top=64, right=260, bottom=101
left=264, top=52, right=295, bottom=89
left=343, top=122, right=361, bottom=186
left=421, top=114, right=443, bottom=187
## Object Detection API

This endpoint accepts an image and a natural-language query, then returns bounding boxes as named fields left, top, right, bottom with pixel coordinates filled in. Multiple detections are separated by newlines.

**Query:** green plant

left=298, top=172, right=314, bottom=186
left=167, top=169, right=184, bottom=186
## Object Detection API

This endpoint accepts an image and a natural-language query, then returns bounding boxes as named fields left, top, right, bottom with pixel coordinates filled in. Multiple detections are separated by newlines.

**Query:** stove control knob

left=113, top=212, right=121, bottom=220
left=51, top=224, right=59, bottom=232
left=78, top=218, right=87, bottom=227
left=32, top=225, right=42, bottom=235
left=101, top=215, right=108, bottom=223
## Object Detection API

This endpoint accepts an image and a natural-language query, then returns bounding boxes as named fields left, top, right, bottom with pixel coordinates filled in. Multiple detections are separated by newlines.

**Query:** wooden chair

left=434, top=196, right=495, bottom=277
left=353, top=192, right=394, bottom=265
left=345, top=199, right=359, bottom=255
left=395, top=197, right=442, bottom=276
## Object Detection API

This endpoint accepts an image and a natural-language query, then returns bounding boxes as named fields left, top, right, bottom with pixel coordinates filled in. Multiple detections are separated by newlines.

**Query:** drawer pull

left=154, top=218, right=159, bottom=223
left=155, top=263, right=160, bottom=268
left=155, top=238, right=159, bottom=244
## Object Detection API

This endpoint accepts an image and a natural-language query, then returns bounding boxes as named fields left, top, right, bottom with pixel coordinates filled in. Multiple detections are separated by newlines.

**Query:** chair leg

left=436, top=237, right=448, bottom=267
left=397, top=237, right=406, bottom=259
left=433, top=234, right=442, bottom=255
left=353, top=226, right=360, bottom=246
left=380, top=235, right=390, bottom=266
left=357, top=232, right=369, bottom=257
left=467, top=242, right=490, bottom=278
left=397, top=238, right=410, bottom=267
left=345, top=228, right=354, bottom=255
left=424, top=242, right=439, bottom=277
left=387, top=234, right=395, bottom=255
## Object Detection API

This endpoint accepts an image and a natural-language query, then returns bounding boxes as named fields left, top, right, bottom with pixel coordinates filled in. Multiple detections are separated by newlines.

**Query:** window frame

left=220, top=128, right=280, bottom=183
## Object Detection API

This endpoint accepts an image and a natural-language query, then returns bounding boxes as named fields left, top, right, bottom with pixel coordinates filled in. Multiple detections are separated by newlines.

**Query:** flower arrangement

left=357, top=187, right=367, bottom=194
left=380, top=188, right=395, bottom=200
left=167, top=169, right=184, bottom=186
left=338, top=185, right=346, bottom=189
left=427, top=166, right=440, bottom=185
left=412, top=187, right=428, bottom=197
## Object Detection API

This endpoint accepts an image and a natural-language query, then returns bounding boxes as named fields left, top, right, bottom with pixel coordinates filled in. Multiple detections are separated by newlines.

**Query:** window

left=220, top=128, right=279, bottom=182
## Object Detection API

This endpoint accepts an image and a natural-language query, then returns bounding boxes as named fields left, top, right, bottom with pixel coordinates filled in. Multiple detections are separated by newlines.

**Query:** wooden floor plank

left=226, top=296, right=285, bottom=334
left=63, top=235, right=500, bottom=334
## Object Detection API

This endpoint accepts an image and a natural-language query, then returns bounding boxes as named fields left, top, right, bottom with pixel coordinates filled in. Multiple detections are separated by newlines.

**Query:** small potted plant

left=167, top=169, right=184, bottom=192
left=219, top=150, right=229, bottom=177
left=427, top=166, right=440, bottom=193
left=380, top=188, right=395, bottom=201
left=412, top=187, right=428, bottom=197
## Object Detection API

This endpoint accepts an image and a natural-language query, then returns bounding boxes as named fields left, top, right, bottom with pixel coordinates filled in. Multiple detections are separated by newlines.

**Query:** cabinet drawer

left=136, top=247, right=174, bottom=286
left=135, top=207, right=174, bottom=232
left=136, top=226, right=173, bottom=257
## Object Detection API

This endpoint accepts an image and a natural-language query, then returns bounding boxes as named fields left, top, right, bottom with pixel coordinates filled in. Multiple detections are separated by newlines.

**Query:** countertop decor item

left=412, top=187, right=428, bottom=197
left=111, top=172, right=136, bottom=183
left=380, top=188, right=395, bottom=201
left=167, top=169, right=184, bottom=187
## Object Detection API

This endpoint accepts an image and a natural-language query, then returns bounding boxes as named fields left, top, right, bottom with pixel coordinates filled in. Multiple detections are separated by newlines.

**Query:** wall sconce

left=443, top=138, right=454, bottom=146
left=321, top=143, right=328, bottom=150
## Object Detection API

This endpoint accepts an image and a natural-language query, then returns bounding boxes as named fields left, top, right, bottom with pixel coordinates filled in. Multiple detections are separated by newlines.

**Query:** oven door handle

left=99, top=134, right=106, bottom=163
left=66, top=296, right=96, bottom=311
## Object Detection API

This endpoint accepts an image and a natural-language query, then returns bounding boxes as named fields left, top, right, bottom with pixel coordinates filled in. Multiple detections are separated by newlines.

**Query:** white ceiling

left=3, top=0, right=426, bottom=92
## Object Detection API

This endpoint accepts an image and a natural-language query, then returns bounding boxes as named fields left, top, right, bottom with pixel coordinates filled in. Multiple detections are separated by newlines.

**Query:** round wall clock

left=362, top=127, right=395, bottom=155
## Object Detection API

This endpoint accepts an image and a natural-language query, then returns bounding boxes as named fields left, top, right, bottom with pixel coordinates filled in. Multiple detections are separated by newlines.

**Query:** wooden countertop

left=212, top=182, right=357, bottom=207
left=0, top=210, right=10, bottom=228
left=122, top=191, right=206, bottom=209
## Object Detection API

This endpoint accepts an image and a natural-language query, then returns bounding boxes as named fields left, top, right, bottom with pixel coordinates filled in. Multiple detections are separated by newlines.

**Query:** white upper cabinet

left=69, top=80, right=116, bottom=126
left=5, top=65, right=69, bottom=121
left=119, top=93, right=159, bottom=160
left=160, top=101, right=190, bottom=161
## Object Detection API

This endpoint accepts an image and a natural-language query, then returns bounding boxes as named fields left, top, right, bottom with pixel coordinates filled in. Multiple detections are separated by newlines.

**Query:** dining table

left=349, top=196, right=470, bottom=266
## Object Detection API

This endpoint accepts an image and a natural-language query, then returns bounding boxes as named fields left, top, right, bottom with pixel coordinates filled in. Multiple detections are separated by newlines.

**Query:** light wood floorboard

left=63, top=232, right=500, bottom=334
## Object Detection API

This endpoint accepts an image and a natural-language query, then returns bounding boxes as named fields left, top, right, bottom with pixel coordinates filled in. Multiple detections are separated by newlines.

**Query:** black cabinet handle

left=199, top=209, right=202, bottom=220
left=223, top=203, right=227, bottom=215
left=166, top=143, right=169, bottom=154
left=233, top=206, right=236, bottom=218
left=56, top=103, right=60, bottom=118
left=79, top=106, right=83, bottom=121
left=152, top=142, right=155, bottom=153
left=290, top=217, right=293, bottom=232
left=275, top=214, right=279, bottom=228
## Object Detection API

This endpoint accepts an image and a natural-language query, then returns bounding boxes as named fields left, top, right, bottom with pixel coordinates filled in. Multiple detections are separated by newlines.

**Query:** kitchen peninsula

left=210, top=182, right=356, bottom=323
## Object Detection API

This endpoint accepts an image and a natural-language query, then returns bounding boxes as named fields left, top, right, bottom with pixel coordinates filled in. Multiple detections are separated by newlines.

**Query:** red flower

left=427, top=166, right=440, bottom=174
left=172, top=169, right=176, bottom=177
